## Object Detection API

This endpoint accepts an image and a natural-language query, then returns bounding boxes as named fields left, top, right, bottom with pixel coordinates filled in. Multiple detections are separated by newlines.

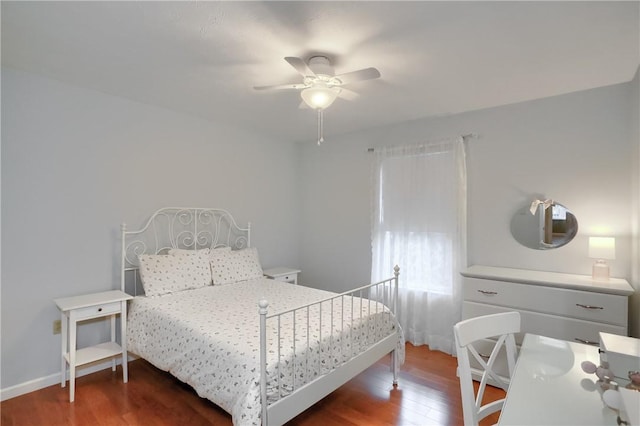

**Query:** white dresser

left=461, top=265, right=634, bottom=378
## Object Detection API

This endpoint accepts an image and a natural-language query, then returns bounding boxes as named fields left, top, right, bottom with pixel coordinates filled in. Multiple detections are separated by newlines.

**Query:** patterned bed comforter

left=127, top=278, right=403, bottom=425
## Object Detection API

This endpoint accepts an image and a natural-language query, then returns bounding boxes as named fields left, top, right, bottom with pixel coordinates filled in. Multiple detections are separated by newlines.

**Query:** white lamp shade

left=301, top=86, right=340, bottom=110
left=588, top=237, right=616, bottom=260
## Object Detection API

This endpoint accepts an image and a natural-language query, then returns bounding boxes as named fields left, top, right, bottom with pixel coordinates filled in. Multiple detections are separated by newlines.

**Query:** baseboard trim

left=1, top=355, right=137, bottom=402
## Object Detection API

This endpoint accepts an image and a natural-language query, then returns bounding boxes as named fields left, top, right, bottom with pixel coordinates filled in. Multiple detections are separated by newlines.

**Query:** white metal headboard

left=120, top=207, right=251, bottom=295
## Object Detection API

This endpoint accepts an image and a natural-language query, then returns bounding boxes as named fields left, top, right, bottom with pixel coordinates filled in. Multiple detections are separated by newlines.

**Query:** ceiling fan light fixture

left=255, top=55, right=380, bottom=145
left=301, top=85, right=341, bottom=110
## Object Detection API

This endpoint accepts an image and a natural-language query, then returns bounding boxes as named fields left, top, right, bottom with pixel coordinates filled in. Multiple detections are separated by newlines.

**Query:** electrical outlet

left=53, top=319, right=61, bottom=335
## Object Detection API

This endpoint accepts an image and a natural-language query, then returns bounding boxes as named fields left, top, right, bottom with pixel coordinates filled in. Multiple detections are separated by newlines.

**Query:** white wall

left=298, top=80, right=638, bottom=335
left=630, top=67, right=639, bottom=338
left=1, top=68, right=301, bottom=390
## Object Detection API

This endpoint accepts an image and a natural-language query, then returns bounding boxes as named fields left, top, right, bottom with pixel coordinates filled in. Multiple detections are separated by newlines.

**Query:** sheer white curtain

left=371, top=137, right=467, bottom=354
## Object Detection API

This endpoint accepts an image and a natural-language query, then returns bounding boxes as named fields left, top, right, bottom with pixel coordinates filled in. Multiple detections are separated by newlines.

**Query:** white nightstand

left=54, top=290, right=133, bottom=402
left=263, top=267, right=301, bottom=285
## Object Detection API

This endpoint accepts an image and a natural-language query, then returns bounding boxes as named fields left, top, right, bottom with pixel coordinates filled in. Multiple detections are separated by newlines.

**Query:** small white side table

left=263, top=267, right=301, bottom=285
left=54, top=290, right=133, bottom=402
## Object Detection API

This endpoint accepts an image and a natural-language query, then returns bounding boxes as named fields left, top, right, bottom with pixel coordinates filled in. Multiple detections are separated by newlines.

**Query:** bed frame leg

left=391, top=350, right=399, bottom=386
left=391, top=265, right=400, bottom=386
left=259, top=299, right=269, bottom=426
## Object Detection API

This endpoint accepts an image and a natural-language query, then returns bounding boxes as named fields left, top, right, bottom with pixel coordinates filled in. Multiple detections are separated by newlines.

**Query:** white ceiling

left=2, top=1, right=639, bottom=143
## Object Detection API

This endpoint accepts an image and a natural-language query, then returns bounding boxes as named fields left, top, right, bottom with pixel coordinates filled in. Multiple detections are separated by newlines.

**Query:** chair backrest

left=454, top=311, right=521, bottom=426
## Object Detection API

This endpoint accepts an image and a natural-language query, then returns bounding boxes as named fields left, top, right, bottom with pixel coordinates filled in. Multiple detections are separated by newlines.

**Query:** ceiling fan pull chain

left=317, top=110, right=324, bottom=145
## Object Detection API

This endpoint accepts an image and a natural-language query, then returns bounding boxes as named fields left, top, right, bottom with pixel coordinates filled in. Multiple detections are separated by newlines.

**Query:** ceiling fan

left=254, top=56, right=381, bottom=144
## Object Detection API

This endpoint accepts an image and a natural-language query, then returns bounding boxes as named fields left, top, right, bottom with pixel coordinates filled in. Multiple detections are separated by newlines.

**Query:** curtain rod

left=367, top=133, right=479, bottom=152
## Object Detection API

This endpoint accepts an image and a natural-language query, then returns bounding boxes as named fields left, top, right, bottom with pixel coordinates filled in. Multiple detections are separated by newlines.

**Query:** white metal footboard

left=259, top=266, right=401, bottom=426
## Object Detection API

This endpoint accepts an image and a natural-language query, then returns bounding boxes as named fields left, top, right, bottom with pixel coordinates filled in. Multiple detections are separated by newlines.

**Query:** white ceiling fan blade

left=253, top=83, right=306, bottom=91
left=335, top=67, right=381, bottom=85
left=337, top=88, right=360, bottom=101
left=285, top=57, right=317, bottom=77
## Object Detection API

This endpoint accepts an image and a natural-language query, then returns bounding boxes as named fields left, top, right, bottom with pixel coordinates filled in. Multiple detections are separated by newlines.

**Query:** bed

left=121, top=207, right=403, bottom=425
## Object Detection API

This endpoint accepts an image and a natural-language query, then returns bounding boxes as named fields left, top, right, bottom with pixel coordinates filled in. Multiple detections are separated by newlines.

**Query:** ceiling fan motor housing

left=308, top=56, right=334, bottom=77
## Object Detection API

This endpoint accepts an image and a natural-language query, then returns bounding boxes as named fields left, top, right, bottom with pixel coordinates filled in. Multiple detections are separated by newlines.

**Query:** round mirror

left=510, top=201, right=578, bottom=250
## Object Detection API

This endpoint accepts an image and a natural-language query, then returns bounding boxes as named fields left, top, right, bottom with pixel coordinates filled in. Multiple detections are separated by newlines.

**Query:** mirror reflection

left=510, top=200, right=578, bottom=250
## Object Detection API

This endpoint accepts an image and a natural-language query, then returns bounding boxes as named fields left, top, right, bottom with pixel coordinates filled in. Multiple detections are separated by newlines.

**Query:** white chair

left=453, top=311, right=521, bottom=426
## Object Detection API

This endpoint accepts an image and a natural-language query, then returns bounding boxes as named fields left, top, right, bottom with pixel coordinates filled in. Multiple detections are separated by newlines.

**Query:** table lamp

left=589, top=237, right=615, bottom=280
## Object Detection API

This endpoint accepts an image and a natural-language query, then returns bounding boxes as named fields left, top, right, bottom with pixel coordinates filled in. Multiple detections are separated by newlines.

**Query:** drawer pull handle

left=576, top=303, right=604, bottom=310
left=98, top=308, right=103, bottom=312
left=478, top=290, right=498, bottom=295
left=575, top=338, right=599, bottom=346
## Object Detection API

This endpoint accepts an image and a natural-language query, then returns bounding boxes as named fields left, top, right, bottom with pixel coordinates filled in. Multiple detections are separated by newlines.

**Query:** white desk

left=499, top=334, right=619, bottom=425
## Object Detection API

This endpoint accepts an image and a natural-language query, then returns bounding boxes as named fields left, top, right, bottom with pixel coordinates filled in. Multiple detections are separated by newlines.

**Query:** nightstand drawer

left=263, top=267, right=301, bottom=285
left=74, top=301, right=121, bottom=320
left=274, top=275, right=296, bottom=283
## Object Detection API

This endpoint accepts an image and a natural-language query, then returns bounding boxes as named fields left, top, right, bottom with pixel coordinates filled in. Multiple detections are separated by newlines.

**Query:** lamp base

left=592, top=259, right=610, bottom=281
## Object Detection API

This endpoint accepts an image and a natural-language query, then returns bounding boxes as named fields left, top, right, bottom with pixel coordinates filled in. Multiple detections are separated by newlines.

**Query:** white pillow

left=138, top=251, right=211, bottom=296
left=210, top=247, right=263, bottom=285
left=209, top=246, right=232, bottom=255
left=168, top=247, right=211, bottom=256
left=168, top=247, right=231, bottom=257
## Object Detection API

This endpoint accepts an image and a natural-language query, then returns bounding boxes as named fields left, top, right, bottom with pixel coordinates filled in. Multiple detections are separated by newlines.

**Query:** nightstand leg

left=121, top=302, right=129, bottom=383
left=60, top=313, right=68, bottom=387
left=69, top=312, right=76, bottom=402
left=111, top=314, right=116, bottom=372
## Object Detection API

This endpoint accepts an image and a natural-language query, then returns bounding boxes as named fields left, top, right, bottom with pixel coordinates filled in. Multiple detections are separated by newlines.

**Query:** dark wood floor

left=1, top=344, right=504, bottom=425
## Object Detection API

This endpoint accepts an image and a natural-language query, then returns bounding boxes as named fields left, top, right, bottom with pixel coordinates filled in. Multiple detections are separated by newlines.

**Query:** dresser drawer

left=463, top=302, right=626, bottom=345
left=463, top=277, right=627, bottom=326
left=73, top=301, right=121, bottom=320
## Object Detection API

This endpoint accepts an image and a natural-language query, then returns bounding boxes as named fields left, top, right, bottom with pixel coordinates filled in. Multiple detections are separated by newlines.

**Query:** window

left=370, top=138, right=467, bottom=352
